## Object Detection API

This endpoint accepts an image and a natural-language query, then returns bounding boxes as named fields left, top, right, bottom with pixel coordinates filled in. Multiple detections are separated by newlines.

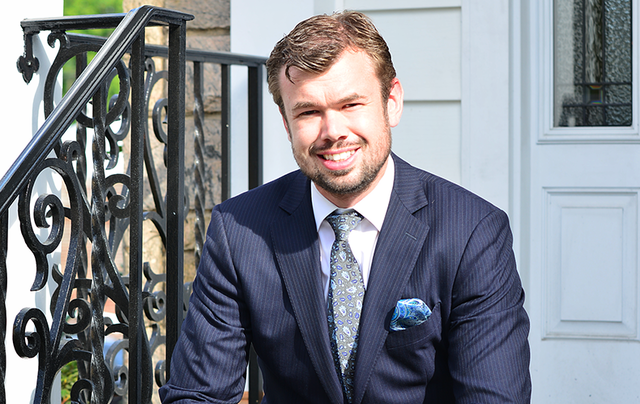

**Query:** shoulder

left=213, top=169, right=310, bottom=225
left=392, top=155, right=500, bottom=220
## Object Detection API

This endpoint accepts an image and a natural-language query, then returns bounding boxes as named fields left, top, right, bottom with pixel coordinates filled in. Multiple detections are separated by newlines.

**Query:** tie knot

left=326, top=209, right=363, bottom=241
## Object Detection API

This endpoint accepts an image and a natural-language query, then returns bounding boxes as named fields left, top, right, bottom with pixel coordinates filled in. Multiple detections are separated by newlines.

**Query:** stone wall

left=122, top=0, right=229, bottom=284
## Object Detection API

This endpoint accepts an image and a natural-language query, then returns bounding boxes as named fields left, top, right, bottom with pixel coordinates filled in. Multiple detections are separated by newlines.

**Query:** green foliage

left=64, top=0, right=122, bottom=14
left=60, top=361, right=79, bottom=404
left=64, top=0, right=123, bottom=37
left=62, top=0, right=124, bottom=106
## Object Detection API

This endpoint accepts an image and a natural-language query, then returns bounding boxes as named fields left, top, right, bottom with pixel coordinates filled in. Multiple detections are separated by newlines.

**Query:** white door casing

left=520, top=0, right=640, bottom=402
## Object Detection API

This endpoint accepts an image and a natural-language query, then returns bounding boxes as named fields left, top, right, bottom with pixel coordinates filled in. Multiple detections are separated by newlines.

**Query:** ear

left=386, top=78, right=404, bottom=128
left=280, top=107, right=292, bottom=141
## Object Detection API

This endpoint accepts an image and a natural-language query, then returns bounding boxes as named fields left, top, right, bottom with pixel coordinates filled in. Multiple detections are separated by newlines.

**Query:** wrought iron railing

left=3, top=5, right=266, bottom=403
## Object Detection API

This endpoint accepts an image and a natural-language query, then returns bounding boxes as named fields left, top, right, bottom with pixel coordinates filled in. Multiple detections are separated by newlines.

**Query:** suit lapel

left=272, top=173, right=344, bottom=404
left=354, top=156, right=430, bottom=404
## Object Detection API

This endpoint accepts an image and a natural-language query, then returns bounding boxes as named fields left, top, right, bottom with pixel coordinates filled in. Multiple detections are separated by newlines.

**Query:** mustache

left=310, top=140, right=364, bottom=154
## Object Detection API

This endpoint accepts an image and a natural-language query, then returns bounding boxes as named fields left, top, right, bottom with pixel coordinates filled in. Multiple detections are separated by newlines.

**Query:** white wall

left=1, top=1, right=63, bottom=403
left=359, top=1, right=463, bottom=186
left=230, top=0, right=315, bottom=196
left=460, top=0, right=511, bottom=212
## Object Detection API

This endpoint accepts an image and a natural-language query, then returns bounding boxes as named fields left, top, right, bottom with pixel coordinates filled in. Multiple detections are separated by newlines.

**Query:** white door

left=523, top=0, right=640, bottom=402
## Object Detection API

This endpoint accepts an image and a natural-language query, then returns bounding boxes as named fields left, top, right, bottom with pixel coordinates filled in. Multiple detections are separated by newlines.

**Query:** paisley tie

left=326, top=209, right=364, bottom=403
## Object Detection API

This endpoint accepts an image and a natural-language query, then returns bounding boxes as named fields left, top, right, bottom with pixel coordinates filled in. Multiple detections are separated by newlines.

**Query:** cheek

left=289, top=125, right=317, bottom=149
left=289, top=134, right=311, bottom=154
left=355, top=106, right=387, bottom=131
left=358, top=117, right=389, bottom=144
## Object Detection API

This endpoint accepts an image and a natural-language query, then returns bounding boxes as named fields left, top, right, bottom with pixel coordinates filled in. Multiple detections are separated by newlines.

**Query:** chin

left=316, top=174, right=373, bottom=197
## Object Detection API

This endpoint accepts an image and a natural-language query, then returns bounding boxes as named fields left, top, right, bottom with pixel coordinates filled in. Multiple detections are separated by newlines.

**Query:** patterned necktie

left=326, top=209, right=365, bottom=403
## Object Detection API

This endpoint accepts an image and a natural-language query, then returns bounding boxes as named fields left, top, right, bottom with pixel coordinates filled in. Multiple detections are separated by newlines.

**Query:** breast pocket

left=385, top=302, right=441, bottom=350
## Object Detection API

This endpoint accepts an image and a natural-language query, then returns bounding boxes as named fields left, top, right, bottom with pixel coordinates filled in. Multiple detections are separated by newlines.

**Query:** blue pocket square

left=390, top=298, right=431, bottom=331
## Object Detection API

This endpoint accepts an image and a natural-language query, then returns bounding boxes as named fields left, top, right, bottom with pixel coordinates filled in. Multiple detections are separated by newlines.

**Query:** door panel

left=525, top=0, right=640, bottom=402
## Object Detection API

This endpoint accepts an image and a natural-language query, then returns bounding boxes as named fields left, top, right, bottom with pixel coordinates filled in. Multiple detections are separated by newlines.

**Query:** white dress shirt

left=311, top=157, right=395, bottom=299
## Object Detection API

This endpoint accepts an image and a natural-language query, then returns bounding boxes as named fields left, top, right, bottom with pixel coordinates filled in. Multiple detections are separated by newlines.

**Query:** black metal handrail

left=4, top=7, right=193, bottom=214
left=3, top=5, right=267, bottom=404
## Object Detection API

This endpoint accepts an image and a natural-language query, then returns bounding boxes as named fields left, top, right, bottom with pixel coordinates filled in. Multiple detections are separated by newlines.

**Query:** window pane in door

left=554, top=0, right=632, bottom=127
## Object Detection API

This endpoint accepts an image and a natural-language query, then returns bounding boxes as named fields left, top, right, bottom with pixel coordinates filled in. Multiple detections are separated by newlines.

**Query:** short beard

left=292, top=133, right=391, bottom=197
left=302, top=153, right=388, bottom=196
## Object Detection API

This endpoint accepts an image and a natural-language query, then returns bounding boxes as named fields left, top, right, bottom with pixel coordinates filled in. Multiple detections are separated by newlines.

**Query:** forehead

left=278, top=50, right=379, bottom=105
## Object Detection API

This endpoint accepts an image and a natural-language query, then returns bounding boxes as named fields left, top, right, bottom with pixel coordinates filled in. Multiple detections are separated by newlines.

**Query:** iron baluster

left=89, top=81, right=115, bottom=404
left=221, top=63, right=231, bottom=202
left=248, top=65, right=263, bottom=190
left=128, top=29, right=146, bottom=404
left=165, top=19, right=187, bottom=382
left=193, top=61, right=206, bottom=270
left=0, top=211, right=7, bottom=404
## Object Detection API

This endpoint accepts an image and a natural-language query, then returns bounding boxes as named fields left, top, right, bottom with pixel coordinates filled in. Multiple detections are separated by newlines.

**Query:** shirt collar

left=311, top=156, right=395, bottom=231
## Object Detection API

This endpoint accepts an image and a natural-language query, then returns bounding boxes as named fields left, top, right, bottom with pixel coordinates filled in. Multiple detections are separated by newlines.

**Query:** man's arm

left=160, top=207, right=250, bottom=403
left=447, top=209, right=531, bottom=403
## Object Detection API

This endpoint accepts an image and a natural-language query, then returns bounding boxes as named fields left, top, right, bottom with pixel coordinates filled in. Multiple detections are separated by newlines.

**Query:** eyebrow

left=291, top=101, right=317, bottom=112
left=291, top=93, right=365, bottom=113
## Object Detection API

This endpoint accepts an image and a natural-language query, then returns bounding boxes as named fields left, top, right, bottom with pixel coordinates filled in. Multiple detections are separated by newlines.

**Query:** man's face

left=279, top=49, right=403, bottom=207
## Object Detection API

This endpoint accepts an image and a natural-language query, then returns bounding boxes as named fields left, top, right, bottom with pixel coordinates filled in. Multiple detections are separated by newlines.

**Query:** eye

left=297, top=110, right=318, bottom=117
left=343, top=103, right=361, bottom=110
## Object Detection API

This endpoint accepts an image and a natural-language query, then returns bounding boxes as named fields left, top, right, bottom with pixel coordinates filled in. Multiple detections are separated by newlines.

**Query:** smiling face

left=279, top=49, right=404, bottom=207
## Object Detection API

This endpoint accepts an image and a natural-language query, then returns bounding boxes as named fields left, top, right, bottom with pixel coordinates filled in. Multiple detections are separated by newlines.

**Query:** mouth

left=321, top=150, right=356, bottom=162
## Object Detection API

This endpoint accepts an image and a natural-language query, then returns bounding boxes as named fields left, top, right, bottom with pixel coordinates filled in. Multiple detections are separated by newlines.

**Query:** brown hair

left=266, top=11, right=396, bottom=113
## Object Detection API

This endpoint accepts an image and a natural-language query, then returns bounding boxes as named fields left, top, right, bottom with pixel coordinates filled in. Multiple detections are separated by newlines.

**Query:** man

left=160, top=11, right=531, bottom=404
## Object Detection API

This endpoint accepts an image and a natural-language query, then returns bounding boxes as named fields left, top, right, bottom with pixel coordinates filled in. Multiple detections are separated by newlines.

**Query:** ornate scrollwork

left=13, top=308, right=50, bottom=362
left=13, top=308, right=53, bottom=403
left=8, top=10, right=209, bottom=402
left=104, top=336, right=128, bottom=397
left=18, top=140, right=86, bottom=293
left=70, top=378, right=93, bottom=404
left=50, top=265, right=92, bottom=335
left=143, top=262, right=166, bottom=322
left=14, top=140, right=95, bottom=403
left=9, top=33, right=140, bottom=403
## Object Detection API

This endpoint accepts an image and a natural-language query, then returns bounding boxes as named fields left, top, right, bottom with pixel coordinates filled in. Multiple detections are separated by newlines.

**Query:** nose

left=319, top=110, right=348, bottom=142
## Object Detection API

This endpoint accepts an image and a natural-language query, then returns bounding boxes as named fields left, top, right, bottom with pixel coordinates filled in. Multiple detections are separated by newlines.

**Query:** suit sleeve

left=448, top=209, right=531, bottom=403
left=159, top=207, right=250, bottom=404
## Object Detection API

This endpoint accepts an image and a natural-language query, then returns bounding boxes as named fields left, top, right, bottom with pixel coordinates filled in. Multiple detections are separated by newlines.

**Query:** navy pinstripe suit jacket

left=160, top=155, right=531, bottom=403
